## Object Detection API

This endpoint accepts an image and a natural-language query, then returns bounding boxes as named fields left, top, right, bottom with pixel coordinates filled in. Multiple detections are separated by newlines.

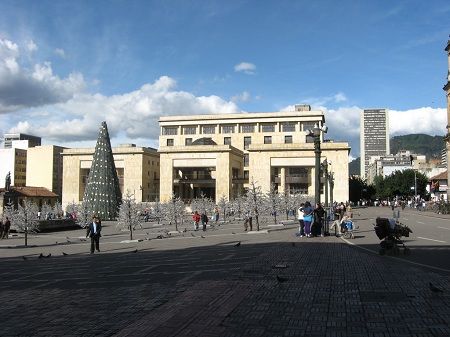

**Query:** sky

left=0, top=0, right=449, bottom=159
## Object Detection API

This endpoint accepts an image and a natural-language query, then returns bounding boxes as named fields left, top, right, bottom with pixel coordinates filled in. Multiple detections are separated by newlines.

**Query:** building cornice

left=62, top=146, right=158, bottom=156
left=158, top=145, right=243, bottom=156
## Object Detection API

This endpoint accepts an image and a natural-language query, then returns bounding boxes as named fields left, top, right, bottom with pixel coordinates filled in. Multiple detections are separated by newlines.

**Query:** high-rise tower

left=83, top=121, right=122, bottom=220
left=444, top=39, right=450, bottom=200
left=360, top=109, right=390, bottom=179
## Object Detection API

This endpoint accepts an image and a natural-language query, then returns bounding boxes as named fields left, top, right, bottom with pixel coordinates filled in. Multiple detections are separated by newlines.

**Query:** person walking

left=2, top=217, right=10, bottom=239
left=192, top=211, right=200, bottom=231
left=201, top=211, right=208, bottom=231
left=0, top=218, right=3, bottom=239
left=244, top=210, right=253, bottom=231
left=86, top=216, right=102, bottom=254
left=302, top=202, right=314, bottom=237
left=214, top=207, right=220, bottom=224
left=296, top=203, right=305, bottom=237
left=313, top=203, right=326, bottom=237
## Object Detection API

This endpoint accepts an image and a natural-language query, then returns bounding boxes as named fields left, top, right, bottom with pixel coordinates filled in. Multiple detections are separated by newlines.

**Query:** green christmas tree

left=83, top=121, right=122, bottom=220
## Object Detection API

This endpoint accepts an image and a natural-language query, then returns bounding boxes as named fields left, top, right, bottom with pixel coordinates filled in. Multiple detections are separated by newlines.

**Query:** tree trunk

left=25, top=229, right=28, bottom=247
left=130, top=224, right=133, bottom=240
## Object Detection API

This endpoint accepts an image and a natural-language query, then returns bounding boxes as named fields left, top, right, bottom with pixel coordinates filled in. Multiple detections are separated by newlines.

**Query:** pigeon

left=234, top=241, right=241, bottom=247
left=201, top=235, right=205, bottom=239
left=183, top=228, right=187, bottom=233
left=22, top=256, right=28, bottom=260
left=133, top=249, right=138, bottom=253
left=276, top=275, right=288, bottom=283
left=66, top=239, right=71, bottom=243
left=66, top=236, right=70, bottom=239
left=45, top=253, right=52, bottom=258
left=429, top=282, right=444, bottom=293
left=80, top=238, right=86, bottom=242
left=62, top=252, right=68, bottom=256
left=232, top=232, right=236, bottom=235
left=55, top=241, right=59, bottom=245
left=38, top=253, right=44, bottom=259
left=191, top=233, right=195, bottom=237
left=156, top=235, right=163, bottom=239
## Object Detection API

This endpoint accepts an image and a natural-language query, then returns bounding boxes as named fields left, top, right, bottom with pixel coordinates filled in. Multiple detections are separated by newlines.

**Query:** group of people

left=296, top=202, right=326, bottom=238
left=192, top=207, right=220, bottom=231
left=0, top=217, right=11, bottom=239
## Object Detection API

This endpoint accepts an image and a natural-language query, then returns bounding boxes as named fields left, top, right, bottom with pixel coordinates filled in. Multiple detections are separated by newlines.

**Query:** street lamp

left=308, top=123, right=328, bottom=206
left=321, top=159, right=331, bottom=207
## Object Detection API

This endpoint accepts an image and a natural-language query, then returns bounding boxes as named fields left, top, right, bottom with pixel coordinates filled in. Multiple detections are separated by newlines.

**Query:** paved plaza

left=1, top=207, right=450, bottom=336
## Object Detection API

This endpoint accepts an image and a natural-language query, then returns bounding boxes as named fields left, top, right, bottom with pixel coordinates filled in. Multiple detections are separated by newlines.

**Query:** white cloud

left=0, top=38, right=85, bottom=113
left=231, top=91, right=251, bottom=103
left=26, top=40, right=38, bottom=52
left=389, top=107, right=446, bottom=136
left=55, top=48, right=66, bottom=58
left=8, top=76, right=241, bottom=143
left=234, top=62, right=256, bottom=75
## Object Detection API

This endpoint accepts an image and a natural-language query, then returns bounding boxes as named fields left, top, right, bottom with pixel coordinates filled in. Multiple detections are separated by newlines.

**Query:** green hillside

left=390, top=134, right=444, bottom=159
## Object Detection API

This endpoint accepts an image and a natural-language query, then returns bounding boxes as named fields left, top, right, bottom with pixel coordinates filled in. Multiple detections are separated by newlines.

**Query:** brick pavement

left=1, top=214, right=450, bottom=336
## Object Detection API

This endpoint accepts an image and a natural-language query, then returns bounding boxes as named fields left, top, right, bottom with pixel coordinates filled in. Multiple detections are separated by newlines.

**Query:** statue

left=5, top=171, right=11, bottom=191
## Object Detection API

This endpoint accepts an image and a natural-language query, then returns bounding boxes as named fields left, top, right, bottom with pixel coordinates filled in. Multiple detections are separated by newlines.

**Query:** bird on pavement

left=232, top=232, right=236, bottom=235
left=133, top=249, right=138, bottom=253
left=201, top=235, right=205, bottom=238
left=79, top=238, right=86, bottom=242
left=429, top=282, right=444, bottom=293
left=22, top=256, right=28, bottom=260
left=276, top=275, right=288, bottom=283
left=183, top=228, right=187, bottom=233
left=234, top=241, right=241, bottom=247
left=191, top=233, right=195, bottom=237
left=66, top=239, right=71, bottom=243
left=62, top=252, right=68, bottom=256
left=156, top=235, right=163, bottom=239
left=38, top=253, right=44, bottom=259
left=45, top=253, right=52, bottom=258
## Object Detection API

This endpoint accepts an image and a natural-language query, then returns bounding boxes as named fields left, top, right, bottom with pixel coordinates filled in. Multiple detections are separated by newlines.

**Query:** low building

left=61, top=144, right=160, bottom=209
left=159, top=106, right=350, bottom=202
left=429, top=170, right=448, bottom=201
left=0, top=186, right=58, bottom=215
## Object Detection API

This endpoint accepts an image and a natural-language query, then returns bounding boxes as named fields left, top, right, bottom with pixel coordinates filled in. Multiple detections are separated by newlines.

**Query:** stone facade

left=61, top=144, right=160, bottom=209
left=159, top=106, right=350, bottom=202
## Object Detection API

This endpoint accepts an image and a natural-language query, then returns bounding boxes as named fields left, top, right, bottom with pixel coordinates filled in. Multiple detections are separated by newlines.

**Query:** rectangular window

left=185, top=138, right=192, bottom=146
left=222, top=125, right=235, bottom=134
left=202, top=125, right=216, bottom=134
left=301, top=122, right=316, bottom=132
left=183, top=126, right=196, bottom=135
left=167, top=139, right=174, bottom=146
left=244, top=154, right=249, bottom=167
left=285, top=135, right=293, bottom=144
left=162, top=127, right=178, bottom=135
left=264, top=136, right=272, bottom=144
left=261, top=123, right=275, bottom=132
left=224, top=137, right=231, bottom=145
left=282, top=123, right=296, bottom=132
left=244, top=170, right=249, bottom=179
left=241, top=124, right=255, bottom=133
left=244, top=136, right=251, bottom=150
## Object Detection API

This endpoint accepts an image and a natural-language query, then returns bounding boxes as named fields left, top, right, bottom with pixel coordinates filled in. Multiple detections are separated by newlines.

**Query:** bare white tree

left=161, top=195, right=186, bottom=232
left=245, top=179, right=264, bottom=231
left=152, top=201, right=163, bottom=224
left=41, top=203, right=53, bottom=220
left=13, top=200, right=40, bottom=246
left=230, top=194, right=245, bottom=220
left=65, top=201, right=78, bottom=219
left=191, top=193, right=214, bottom=216
left=117, top=190, right=142, bottom=240
left=75, top=201, right=93, bottom=228
left=263, top=184, right=283, bottom=224
left=217, top=195, right=229, bottom=223
left=53, top=201, right=63, bottom=219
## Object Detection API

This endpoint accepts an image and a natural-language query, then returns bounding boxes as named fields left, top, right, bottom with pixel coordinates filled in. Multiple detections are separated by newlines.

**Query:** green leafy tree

left=372, top=169, right=428, bottom=199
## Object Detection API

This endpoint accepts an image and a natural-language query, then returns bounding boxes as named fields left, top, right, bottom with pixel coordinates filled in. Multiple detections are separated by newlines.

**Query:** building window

left=162, top=127, right=178, bottom=135
left=222, top=125, right=235, bottom=134
left=261, top=123, right=275, bottom=132
left=224, top=137, right=231, bottom=145
left=167, top=139, right=174, bottom=146
left=183, top=126, right=196, bottom=135
left=285, top=135, right=293, bottom=144
left=202, top=125, right=216, bottom=134
left=282, top=123, right=296, bottom=132
left=244, top=154, right=249, bottom=167
left=264, top=136, right=272, bottom=144
left=185, top=138, right=192, bottom=145
left=244, top=170, right=249, bottom=179
left=244, top=137, right=251, bottom=150
left=241, top=124, right=255, bottom=133
left=301, top=122, right=316, bottom=132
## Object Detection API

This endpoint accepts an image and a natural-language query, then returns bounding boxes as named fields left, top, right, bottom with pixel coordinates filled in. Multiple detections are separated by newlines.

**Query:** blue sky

left=0, top=0, right=449, bottom=158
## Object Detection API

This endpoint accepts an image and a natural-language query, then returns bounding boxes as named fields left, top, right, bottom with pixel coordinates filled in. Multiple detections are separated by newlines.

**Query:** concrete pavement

left=1, top=208, right=450, bottom=336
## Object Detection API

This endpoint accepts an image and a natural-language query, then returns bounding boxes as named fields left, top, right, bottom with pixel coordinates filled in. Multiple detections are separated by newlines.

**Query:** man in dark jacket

left=312, top=203, right=326, bottom=237
left=86, top=216, right=102, bottom=253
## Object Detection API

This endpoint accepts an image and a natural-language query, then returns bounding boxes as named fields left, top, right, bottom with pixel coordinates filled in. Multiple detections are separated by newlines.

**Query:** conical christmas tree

left=83, top=121, right=122, bottom=220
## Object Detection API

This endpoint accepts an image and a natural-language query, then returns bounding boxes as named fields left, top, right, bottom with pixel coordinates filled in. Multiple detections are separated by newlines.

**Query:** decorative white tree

left=161, top=195, right=185, bottom=232
left=191, top=193, right=214, bottom=216
left=245, top=179, right=264, bottom=231
left=264, top=184, right=283, bottom=224
left=231, top=194, right=245, bottom=220
left=65, top=201, right=78, bottom=219
left=152, top=200, right=163, bottom=224
left=75, top=201, right=93, bottom=228
left=41, top=202, right=53, bottom=220
left=53, top=201, right=63, bottom=219
left=217, top=195, right=229, bottom=223
left=117, top=190, right=142, bottom=240
left=14, top=200, right=40, bottom=246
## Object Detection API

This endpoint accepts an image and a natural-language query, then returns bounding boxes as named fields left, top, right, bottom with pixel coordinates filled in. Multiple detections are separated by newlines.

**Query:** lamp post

left=309, top=123, right=328, bottom=206
left=329, top=172, right=334, bottom=205
left=322, top=159, right=329, bottom=207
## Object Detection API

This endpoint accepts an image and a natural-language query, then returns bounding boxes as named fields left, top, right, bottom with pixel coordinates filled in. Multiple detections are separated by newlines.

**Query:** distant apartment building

left=26, top=145, right=66, bottom=198
left=61, top=144, right=160, bottom=208
left=3, top=133, right=41, bottom=149
left=444, top=39, right=450, bottom=200
left=360, top=109, right=390, bottom=180
left=159, top=105, right=350, bottom=202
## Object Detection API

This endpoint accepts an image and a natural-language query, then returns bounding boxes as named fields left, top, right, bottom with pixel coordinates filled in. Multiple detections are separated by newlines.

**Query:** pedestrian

left=296, top=203, right=305, bottom=237
left=201, top=211, right=208, bottom=231
left=302, top=202, right=314, bottom=237
left=338, top=202, right=346, bottom=221
left=214, top=206, right=220, bottom=224
left=312, top=203, right=326, bottom=237
left=86, top=216, right=102, bottom=254
left=2, top=217, right=11, bottom=239
left=244, top=210, right=253, bottom=231
left=192, top=210, right=200, bottom=231
left=0, top=218, right=3, bottom=239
